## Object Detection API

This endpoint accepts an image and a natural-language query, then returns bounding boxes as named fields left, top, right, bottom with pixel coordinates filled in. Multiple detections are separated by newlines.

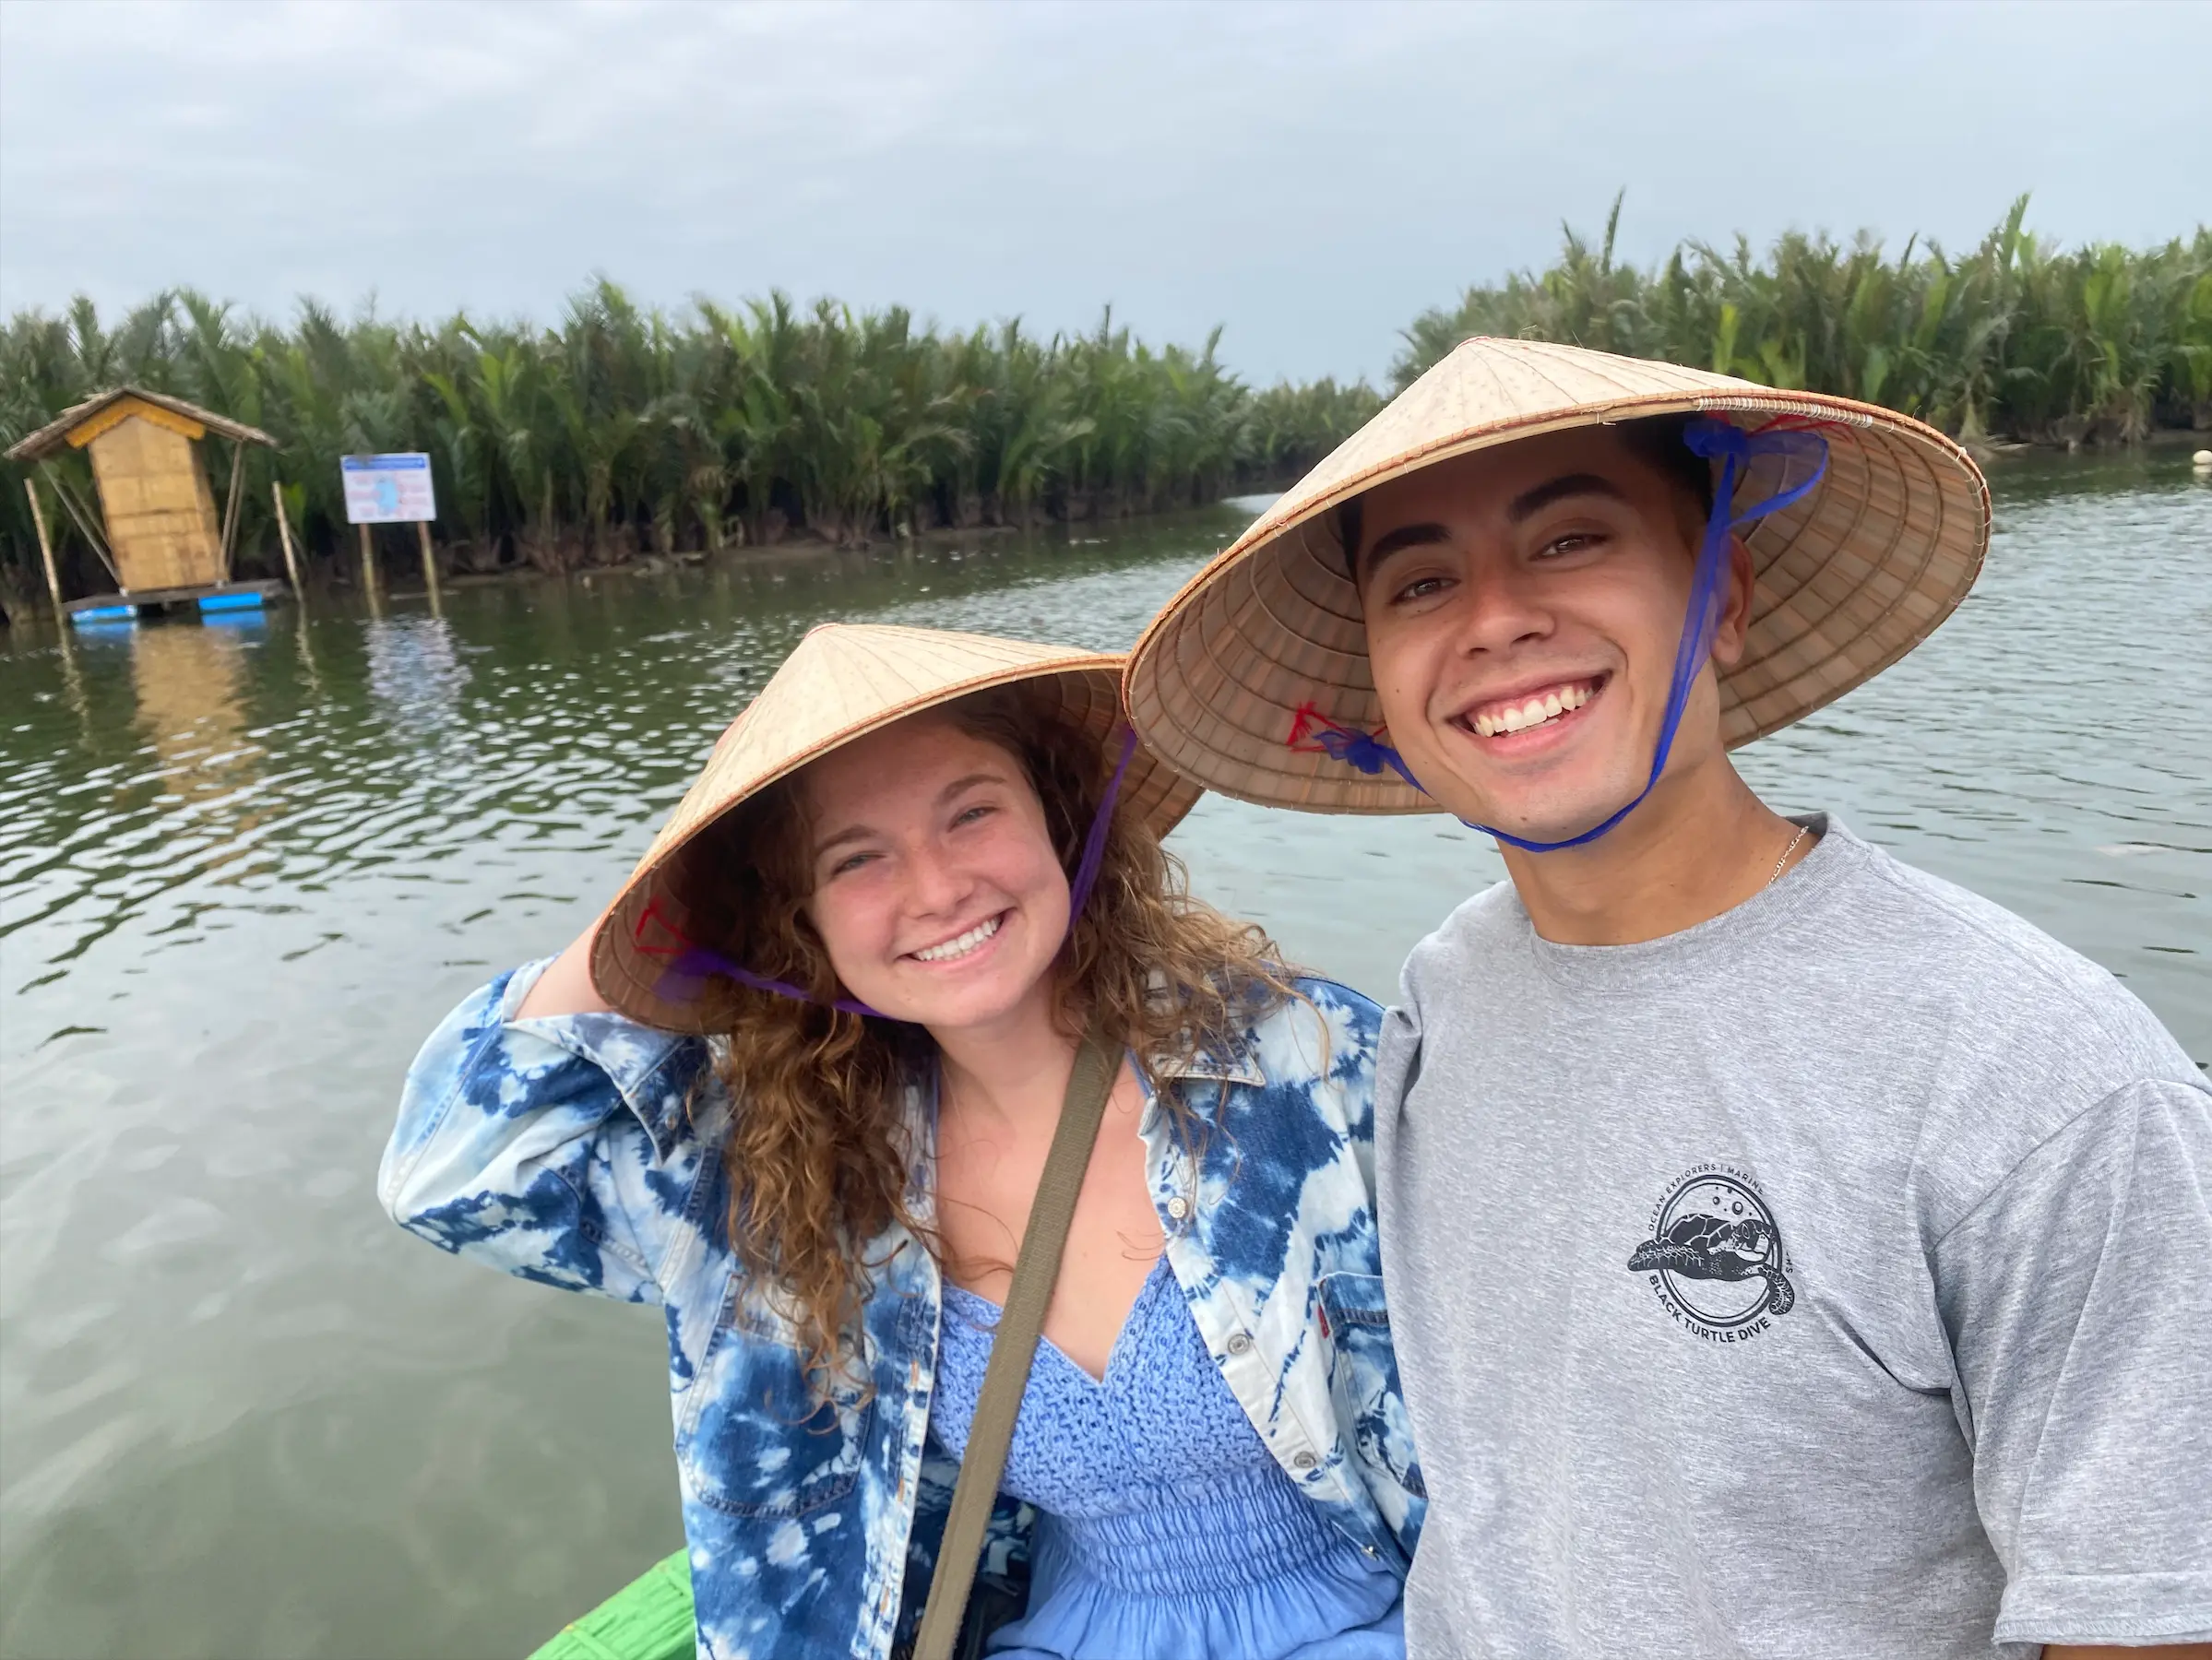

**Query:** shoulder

left=1812, top=824, right=2200, bottom=1224
left=1187, top=976, right=1383, bottom=1130
left=1255, top=976, right=1382, bottom=1074
left=1285, top=974, right=1383, bottom=1032
left=1408, top=880, right=1523, bottom=976
left=1824, top=826, right=2190, bottom=1082
left=1395, top=879, right=1523, bottom=1022
left=1184, top=979, right=1386, bottom=1224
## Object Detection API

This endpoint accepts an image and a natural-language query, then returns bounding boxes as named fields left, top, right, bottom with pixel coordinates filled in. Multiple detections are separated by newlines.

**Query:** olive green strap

left=910, top=1021, right=1120, bottom=1660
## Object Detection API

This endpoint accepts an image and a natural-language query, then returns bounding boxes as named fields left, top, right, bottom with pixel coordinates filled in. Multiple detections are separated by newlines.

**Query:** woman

left=380, top=623, right=1423, bottom=1660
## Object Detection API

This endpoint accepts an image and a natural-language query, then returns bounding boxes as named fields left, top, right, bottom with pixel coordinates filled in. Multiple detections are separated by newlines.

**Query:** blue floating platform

left=63, top=579, right=288, bottom=626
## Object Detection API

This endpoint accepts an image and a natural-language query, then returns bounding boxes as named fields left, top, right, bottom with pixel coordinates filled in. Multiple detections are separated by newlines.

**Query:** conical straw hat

left=590, top=622, right=1202, bottom=1030
left=1125, top=337, right=1991, bottom=813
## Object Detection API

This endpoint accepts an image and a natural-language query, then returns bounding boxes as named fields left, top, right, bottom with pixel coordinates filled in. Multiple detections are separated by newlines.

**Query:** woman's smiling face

left=1351, top=425, right=1753, bottom=847
left=798, top=712, right=1070, bottom=1035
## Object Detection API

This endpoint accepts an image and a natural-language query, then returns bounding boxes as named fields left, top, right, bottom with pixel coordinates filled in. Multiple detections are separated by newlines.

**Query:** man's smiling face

left=1350, top=423, right=1752, bottom=846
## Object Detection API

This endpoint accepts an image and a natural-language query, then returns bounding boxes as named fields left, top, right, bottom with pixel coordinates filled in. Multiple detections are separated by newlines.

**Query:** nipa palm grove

left=4, top=197, right=2206, bottom=606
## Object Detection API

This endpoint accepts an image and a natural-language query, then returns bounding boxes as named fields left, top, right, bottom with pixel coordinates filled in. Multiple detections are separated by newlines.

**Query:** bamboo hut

left=6, top=387, right=282, bottom=622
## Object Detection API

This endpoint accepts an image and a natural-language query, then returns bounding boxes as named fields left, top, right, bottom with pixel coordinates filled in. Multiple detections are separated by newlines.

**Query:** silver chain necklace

left=1766, top=823, right=1812, bottom=890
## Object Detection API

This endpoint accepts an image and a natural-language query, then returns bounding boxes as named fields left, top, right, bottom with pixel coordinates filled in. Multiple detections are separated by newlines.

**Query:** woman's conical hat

left=1125, top=337, right=1991, bottom=813
left=590, top=623, right=1201, bottom=1030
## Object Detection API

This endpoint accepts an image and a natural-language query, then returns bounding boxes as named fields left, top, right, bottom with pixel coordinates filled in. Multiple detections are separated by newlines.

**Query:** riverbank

left=0, top=470, right=1315, bottom=622
left=6, top=204, right=2205, bottom=615
left=7, top=432, right=2204, bottom=628
left=0, top=289, right=1384, bottom=615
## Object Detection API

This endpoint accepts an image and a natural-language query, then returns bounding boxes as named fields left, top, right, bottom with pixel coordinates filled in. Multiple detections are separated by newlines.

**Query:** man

left=1124, top=338, right=2211, bottom=1658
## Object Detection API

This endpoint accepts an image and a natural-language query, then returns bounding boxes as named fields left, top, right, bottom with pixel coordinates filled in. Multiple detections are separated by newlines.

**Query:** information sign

left=341, top=453, right=437, bottom=524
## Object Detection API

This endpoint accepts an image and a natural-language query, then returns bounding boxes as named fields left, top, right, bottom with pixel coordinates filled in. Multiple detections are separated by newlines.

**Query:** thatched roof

left=6, top=386, right=277, bottom=462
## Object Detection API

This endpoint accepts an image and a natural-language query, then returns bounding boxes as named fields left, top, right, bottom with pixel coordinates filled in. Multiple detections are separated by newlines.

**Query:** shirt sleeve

left=1371, top=949, right=1427, bottom=1186
left=377, top=958, right=715, bottom=1304
left=1932, top=1076, right=2212, bottom=1647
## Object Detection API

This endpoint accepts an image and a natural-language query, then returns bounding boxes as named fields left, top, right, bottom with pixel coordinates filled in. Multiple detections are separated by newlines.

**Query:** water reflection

left=129, top=618, right=263, bottom=805
left=365, top=618, right=467, bottom=732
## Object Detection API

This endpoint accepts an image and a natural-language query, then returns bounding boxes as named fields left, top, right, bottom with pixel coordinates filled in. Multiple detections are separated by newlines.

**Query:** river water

left=2, top=454, right=2207, bottom=1659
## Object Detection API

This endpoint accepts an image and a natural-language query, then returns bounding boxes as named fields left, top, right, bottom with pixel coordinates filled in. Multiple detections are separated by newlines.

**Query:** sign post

left=341, top=453, right=441, bottom=612
left=357, top=525, right=380, bottom=615
left=415, top=521, right=439, bottom=609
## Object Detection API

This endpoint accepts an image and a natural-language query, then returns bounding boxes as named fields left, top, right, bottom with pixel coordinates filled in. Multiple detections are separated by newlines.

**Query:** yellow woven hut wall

left=73, top=401, right=223, bottom=593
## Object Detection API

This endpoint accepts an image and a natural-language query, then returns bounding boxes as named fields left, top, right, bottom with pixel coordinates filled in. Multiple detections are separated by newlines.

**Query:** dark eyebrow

left=811, top=770, right=1010, bottom=860
left=1505, top=472, right=1627, bottom=524
left=813, top=823, right=875, bottom=860
left=1355, top=473, right=1627, bottom=583
left=934, top=770, right=1008, bottom=805
left=1360, top=522, right=1449, bottom=581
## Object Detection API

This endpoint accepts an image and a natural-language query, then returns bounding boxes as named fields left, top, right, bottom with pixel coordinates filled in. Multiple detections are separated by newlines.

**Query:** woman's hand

left=515, top=929, right=616, bottom=1020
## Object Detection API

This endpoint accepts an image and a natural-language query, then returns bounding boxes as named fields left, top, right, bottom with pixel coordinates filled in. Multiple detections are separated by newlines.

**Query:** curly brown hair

left=671, top=682, right=1296, bottom=1402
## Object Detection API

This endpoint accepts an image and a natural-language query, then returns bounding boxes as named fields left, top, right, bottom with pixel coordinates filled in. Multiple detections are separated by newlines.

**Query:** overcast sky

left=2, top=0, right=2201, bottom=385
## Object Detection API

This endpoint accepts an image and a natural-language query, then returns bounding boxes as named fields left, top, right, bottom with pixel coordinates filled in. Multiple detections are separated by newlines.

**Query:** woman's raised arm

left=514, top=927, right=614, bottom=1019
left=380, top=958, right=715, bottom=1303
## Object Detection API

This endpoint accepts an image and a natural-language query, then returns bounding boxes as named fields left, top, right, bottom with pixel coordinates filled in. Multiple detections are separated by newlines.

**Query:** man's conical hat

left=590, top=623, right=1201, bottom=1029
left=1125, top=337, right=1990, bottom=813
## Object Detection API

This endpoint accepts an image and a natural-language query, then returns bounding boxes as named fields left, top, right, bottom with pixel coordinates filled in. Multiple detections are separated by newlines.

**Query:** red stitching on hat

left=1288, top=701, right=1392, bottom=753
left=632, top=895, right=696, bottom=958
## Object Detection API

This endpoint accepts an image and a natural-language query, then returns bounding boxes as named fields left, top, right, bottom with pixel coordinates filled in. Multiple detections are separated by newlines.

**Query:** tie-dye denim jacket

left=379, top=958, right=1425, bottom=1660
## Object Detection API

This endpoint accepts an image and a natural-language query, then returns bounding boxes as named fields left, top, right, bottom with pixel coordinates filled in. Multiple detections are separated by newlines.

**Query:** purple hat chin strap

left=664, top=949, right=886, bottom=1019
left=1290, top=415, right=1829, bottom=853
left=1067, top=723, right=1137, bottom=919
left=661, top=725, right=1142, bottom=1022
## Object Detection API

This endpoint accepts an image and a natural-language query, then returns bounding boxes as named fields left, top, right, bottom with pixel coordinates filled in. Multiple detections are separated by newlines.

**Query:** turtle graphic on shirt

left=1629, top=1206, right=1796, bottom=1317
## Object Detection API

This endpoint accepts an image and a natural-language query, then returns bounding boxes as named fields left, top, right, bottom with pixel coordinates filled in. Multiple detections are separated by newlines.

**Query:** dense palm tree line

left=5, top=197, right=2205, bottom=606
left=1397, top=196, right=2211, bottom=444
left=0, top=286, right=1379, bottom=598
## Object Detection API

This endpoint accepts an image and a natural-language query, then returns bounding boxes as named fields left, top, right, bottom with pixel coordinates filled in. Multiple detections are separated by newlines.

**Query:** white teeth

left=912, top=915, right=1001, bottom=963
left=1469, top=681, right=1596, bottom=739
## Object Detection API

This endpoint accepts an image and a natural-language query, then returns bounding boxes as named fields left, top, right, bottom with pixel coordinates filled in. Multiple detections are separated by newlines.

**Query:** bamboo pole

left=359, top=523, right=384, bottom=618
left=271, top=481, right=306, bottom=597
left=24, top=479, right=63, bottom=616
left=38, top=462, right=121, bottom=587
left=218, top=436, right=246, bottom=583
left=416, top=518, right=443, bottom=615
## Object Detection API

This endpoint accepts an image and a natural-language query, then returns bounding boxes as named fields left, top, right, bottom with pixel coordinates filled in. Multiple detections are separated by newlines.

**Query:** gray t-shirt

left=1375, top=816, right=2212, bottom=1659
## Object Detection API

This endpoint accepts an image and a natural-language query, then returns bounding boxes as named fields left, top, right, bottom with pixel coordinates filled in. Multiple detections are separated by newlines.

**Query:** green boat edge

left=529, top=1551, right=695, bottom=1660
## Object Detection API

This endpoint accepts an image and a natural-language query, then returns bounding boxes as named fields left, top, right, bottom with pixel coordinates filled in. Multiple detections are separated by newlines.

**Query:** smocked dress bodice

left=931, top=1256, right=1404, bottom=1659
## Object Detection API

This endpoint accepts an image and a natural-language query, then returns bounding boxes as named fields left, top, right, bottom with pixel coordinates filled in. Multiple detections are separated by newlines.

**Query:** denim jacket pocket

left=678, top=1273, right=873, bottom=1518
left=1317, top=1271, right=1425, bottom=1502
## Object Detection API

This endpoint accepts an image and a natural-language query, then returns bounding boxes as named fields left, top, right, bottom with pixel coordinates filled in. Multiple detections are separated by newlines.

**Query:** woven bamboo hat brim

left=589, top=622, right=1202, bottom=1030
left=1125, top=337, right=1990, bottom=814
